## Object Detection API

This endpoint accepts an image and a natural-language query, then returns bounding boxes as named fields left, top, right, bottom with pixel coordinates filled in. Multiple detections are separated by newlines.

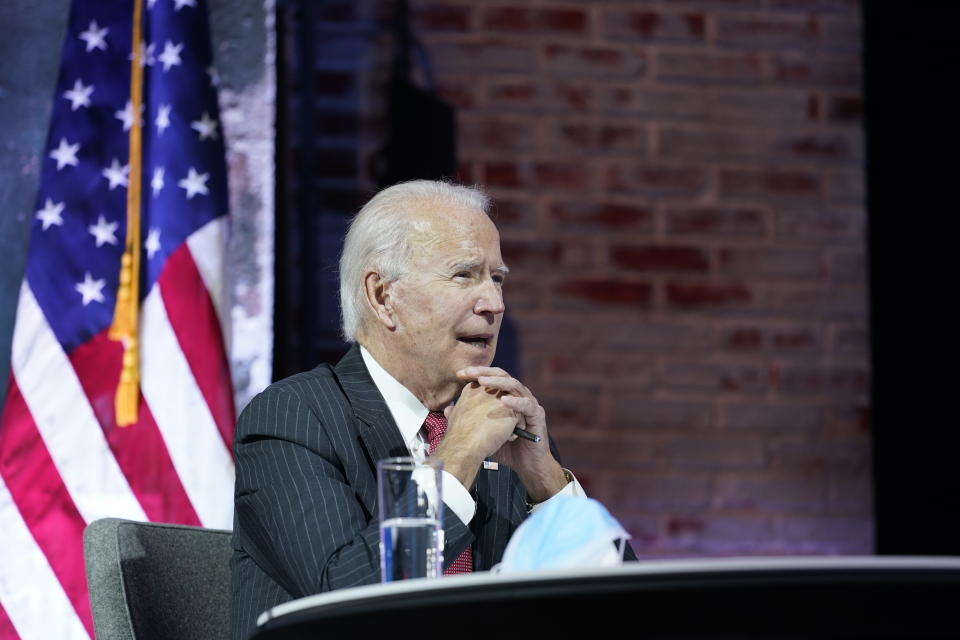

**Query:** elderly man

left=231, top=181, right=590, bottom=639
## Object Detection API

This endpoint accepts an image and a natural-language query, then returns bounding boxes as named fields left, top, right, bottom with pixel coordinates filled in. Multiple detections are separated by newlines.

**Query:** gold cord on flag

left=109, top=0, right=145, bottom=427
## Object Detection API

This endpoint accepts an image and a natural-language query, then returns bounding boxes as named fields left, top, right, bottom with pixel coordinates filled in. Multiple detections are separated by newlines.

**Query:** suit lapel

left=471, top=463, right=527, bottom=570
left=333, top=345, right=408, bottom=515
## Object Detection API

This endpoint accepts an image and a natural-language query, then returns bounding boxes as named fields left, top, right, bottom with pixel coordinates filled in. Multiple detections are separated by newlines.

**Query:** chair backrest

left=84, top=517, right=232, bottom=640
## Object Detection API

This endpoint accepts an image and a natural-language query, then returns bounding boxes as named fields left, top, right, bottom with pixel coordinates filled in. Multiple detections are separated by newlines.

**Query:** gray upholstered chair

left=83, top=517, right=232, bottom=640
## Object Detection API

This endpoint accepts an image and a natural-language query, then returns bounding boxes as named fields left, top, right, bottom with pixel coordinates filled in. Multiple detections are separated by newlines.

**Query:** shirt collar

left=359, top=345, right=429, bottom=450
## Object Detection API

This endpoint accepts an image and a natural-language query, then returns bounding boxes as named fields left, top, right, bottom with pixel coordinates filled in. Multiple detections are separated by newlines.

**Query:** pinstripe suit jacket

left=230, top=345, right=529, bottom=639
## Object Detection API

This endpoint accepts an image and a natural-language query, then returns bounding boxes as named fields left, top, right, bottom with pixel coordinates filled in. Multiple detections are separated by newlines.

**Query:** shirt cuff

left=441, top=469, right=476, bottom=524
left=529, top=468, right=585, bottom=514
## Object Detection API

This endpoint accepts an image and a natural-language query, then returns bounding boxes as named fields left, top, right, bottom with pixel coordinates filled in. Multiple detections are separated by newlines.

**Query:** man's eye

left=453, top=272, right=471, bottom=279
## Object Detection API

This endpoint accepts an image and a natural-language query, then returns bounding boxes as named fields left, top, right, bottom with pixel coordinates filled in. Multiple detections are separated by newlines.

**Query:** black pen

left=513, top=426, right=541, bottom=443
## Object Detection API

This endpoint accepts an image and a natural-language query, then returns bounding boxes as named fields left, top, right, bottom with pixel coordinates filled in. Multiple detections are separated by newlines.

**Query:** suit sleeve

left=233, top=385, right=383, bottom=596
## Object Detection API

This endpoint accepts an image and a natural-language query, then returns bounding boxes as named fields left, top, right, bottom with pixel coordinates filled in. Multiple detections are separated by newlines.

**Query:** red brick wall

left=413, top=0, right=871, bottom=555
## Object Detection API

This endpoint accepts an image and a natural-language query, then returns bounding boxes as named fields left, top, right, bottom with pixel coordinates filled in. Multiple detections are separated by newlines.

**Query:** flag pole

left=110, top=0, right=145, bottom=427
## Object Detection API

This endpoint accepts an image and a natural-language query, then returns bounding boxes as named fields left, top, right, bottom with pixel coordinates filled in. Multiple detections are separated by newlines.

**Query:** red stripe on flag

left=68, top=330, right=201, bottom=526
left=158, top=243, right=235, bottom=453
left=0, top=599, right=18, bottom=640
left=0, top=378, right=95, bottom=637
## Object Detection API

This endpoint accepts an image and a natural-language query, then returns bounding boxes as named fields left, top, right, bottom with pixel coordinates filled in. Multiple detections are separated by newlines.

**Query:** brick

left=555, top=279, right=653, bottom=307
left=772, top=516, right=873, bottom=553
left=761, top=283, right=867, bottom=318
left=598, top=473, right=711, bottom=510
left=459, top=116, right=533, bottom=150
left=720, top=402, right=823, bottom=431
left=827, top=95, right=863, bottom=122
left=605, top=87, right=812, bottom=124
left=719, top=169, right=822, bottom=199
left=768, top=437, right=870, bottom=471
left=455, top=162, right=474, bottom=185
left=434, top=77, right=477, bottom=109
left=656, top=51, right=765, bottom=84
left=666, top=206, right=767, bottom=239
left=609, top=397, right=715, bottom=432
left=425, top=37, right=536, bottom=72
left=546, top=354, right=655, bottom=384
left=414, top=3, right=471, bottom=32
left=718, top=247, right=822, bottom=279
left=827, top=471, right=873, bottom=516
left=657, top=437, right=766, bottom=469
left=489, top=198, right=532, bottom=227
left=487, top=80, right=535, bottom=105
left=665, top=281, right=752, bottom=309
left=532, top=162, right=589, bottom=189
left=661, top=515, right=774, bottom=553
left=501, top=240, right=562, bottom=268
left=559, top=437, right=655, bottom=471
left=546, top=121, right=645, bottom=154
left=716, top=15, right=820, bottom=49
left=482, top=162, right=522, bottom=188
left=713, top=472, right=827, bottom=513
left=831, top=324, right=868, bottom=355
left=777, top=365, right=869, bottom=396
left=534, top=385, right=604, bottom=429
left=771, top=53, right=861, bottom=88
left=722, top=326, right=763, bottom=351
left=483, top=7, right=588, bottom=35
left=769, top=327, right=819, bottom=352
left=829, top=249, right=866, bottom=283
left=611, top=245, right=709, bottom=273
left=550, top=201, right=654, bottom=232
left=774, top=207, right=865, bottom=245
left=658, top=361, right=767, bottom=394
left=828, top=171, right=865, bottom=203
left=542, top=43, right=646, bottom=77
left=590, top=319, right=715, bottom=352
left=606, top=162, right=707, bottom=196
left=824, top=403, right=871, bottom=436
left=660, top=127, right=861, bottom=163
left=604, top=9, right=706, bottom=43
left=821, top=18, right=862, bottom=54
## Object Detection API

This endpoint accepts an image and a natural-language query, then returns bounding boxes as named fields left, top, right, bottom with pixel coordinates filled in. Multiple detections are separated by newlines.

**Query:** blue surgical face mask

left=495, top=495, right=631, bottom=572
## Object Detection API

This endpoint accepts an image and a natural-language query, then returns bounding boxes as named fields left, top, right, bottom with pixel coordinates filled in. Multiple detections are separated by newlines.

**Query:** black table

left=253, top=557, right=960, bottom=638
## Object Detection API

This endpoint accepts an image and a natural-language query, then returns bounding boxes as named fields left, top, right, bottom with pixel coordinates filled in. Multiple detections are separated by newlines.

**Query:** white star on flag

left=151, top=167, right=165, bottom=196
left=115, top=100, right=144, bottom=132
left=88, top=215, right=119, bottom=247
left=78, top=20, right=108, bottom=52
left=156, top=104, right=172, bottom=135
left=102, top=158, right=130, bottom=190
left=158, top=41, right=184, bottom=72
left=75, top=272, right=106, bottom=306
left=190, top=112, right=219, bottom=141
left=35, top=198, right=65, bottom=230
left=174, top=0, right=197, bottom=10
left=129, top=41, right=156, bottom=67
left=145, top=228, right=161, bottom=259
left=147, top=0, right=159, bottom=8
left=49, top=138, right=80, bottom=170
left=178, top=167, right=210, bottom=199
left=63, top=78, right=94, bottom=110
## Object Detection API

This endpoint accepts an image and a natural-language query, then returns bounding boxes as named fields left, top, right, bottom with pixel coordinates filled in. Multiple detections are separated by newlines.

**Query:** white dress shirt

left=359, top=346, right=584, bottom=526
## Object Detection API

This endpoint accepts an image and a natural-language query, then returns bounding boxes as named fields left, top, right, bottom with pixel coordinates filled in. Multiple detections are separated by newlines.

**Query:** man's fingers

left=499, top=394, right=539, bottom=417
left=457, top=366, right=510, bottom=380
left=476, top=375, right=529, bottom=397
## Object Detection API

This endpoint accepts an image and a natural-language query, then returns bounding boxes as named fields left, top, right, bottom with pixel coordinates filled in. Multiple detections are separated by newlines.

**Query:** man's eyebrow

left=449, top=260, right=510, bottom=275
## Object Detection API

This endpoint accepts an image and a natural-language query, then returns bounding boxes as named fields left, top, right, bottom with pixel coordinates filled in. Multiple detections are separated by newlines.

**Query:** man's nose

left=474, top=279, right=505, bottom=315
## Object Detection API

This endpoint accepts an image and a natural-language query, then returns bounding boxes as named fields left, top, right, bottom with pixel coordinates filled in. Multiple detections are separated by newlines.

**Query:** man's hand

left=457, top=367, right=568, bottom=503
left=431, top=381, right=519, bottom=489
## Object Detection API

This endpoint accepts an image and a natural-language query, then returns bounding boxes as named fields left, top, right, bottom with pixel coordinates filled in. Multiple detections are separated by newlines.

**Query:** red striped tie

left=424, top=411, right=473, bottom=574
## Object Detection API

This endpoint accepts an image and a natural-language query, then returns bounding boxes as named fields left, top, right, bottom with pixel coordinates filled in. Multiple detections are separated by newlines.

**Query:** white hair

left=339, top=180, right=491, bottom=342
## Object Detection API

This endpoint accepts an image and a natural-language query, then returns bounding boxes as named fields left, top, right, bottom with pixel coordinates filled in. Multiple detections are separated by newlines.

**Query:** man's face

left=386, top=203, right=507, bottom=401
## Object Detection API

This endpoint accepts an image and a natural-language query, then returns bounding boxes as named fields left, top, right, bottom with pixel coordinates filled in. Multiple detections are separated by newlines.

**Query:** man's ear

left=362, top=270, right=397, bottom=330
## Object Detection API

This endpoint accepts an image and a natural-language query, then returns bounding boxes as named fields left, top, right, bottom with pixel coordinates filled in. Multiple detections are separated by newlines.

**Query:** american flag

left=0, top=0, right=235, bottom=637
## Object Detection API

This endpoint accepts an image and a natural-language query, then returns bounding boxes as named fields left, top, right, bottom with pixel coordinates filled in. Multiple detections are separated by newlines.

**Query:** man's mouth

left=457, top=335, right=492, bottom=348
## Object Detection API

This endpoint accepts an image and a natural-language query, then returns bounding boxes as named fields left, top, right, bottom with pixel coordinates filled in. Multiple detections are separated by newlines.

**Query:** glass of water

left=377, top=456, right=443, bottom=582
